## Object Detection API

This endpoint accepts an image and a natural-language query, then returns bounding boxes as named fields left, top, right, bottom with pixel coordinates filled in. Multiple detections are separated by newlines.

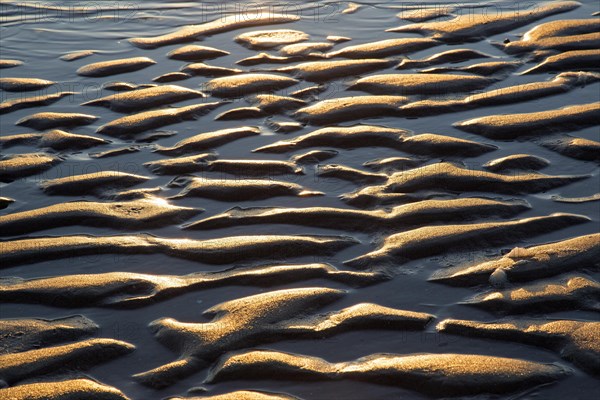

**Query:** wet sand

left=0, top=1, right=599, bottom=399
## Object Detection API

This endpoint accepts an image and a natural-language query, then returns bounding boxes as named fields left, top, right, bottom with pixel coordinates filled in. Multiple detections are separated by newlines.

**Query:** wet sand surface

left=0, top=1, right=599, bottom=399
